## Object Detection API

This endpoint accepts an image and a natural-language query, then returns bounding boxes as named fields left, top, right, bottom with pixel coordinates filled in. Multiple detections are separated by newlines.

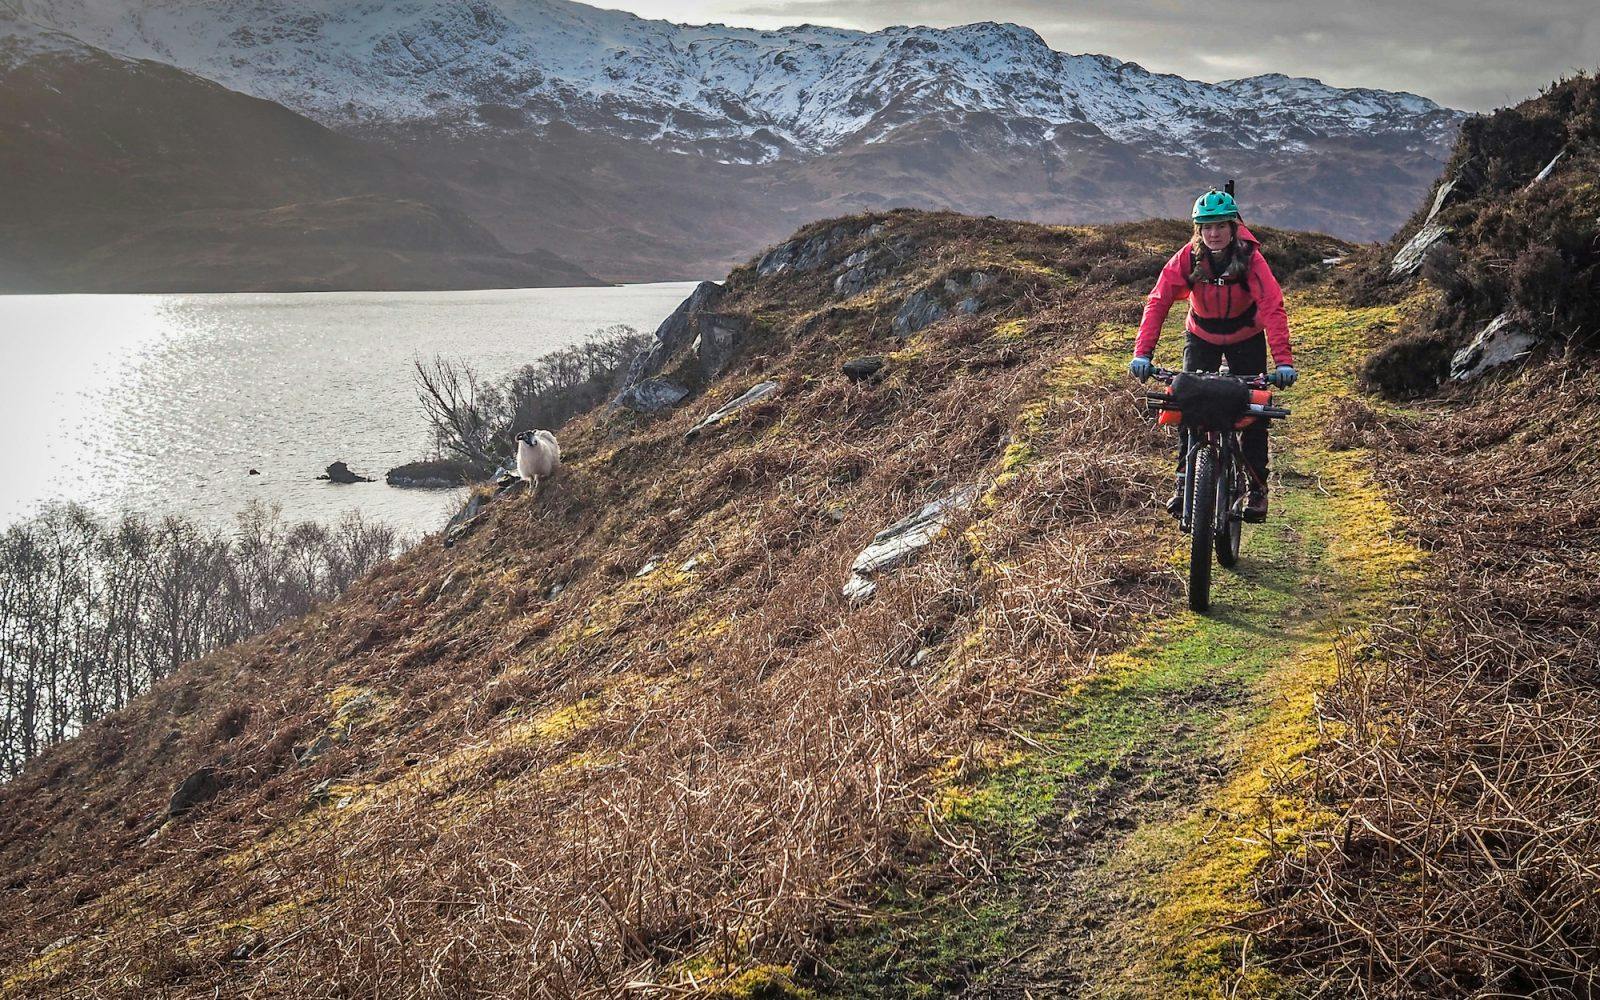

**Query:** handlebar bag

left=1168, top=373, right=1252, bottom=431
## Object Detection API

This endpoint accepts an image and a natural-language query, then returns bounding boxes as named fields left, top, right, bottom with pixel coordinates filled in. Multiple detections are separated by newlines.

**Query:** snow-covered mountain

left=1, top=0, right=1465, bottom=283
left=6, top=0, right=1455, bottom=163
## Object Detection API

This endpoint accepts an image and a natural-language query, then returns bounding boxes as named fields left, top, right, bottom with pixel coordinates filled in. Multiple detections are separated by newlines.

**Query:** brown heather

left=6, top=210, right=1328, bottom=997
left=1250, top=363, right=1600, bottom=997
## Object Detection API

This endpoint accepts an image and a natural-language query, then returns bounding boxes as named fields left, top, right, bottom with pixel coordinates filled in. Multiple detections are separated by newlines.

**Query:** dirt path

left=821, top=294, right=1422, bottom=999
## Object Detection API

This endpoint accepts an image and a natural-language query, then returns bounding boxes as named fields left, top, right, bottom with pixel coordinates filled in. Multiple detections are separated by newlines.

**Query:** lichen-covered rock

left=616, top=378, right=689, bottom=414
left=1391, top=221, right=1450, bottom=278
left=1425, top=176, right=1461, bottom=223
left=1450, top=313, right=1540, bottom=381
left=892, top=289, right=947, bottom=337
left=842, top=486, right=981, bottom=602
left=685, top=381, right=780, bottom=440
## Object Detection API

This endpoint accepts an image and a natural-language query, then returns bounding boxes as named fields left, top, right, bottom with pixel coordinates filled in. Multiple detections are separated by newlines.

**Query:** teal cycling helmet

left=1192, top=189, right=1241, bottom=223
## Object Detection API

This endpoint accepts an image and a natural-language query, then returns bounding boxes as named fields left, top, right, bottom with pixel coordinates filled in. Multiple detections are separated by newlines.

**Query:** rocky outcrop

left=842, top=486, right=981, bottom=603
left=1391, top=221, right=1450, bottom=278
left=1450, top=313, right=1539, bottom=381
left=616, top=280, right=726, bottom=395
left=385, top=458, right=489, bottom=488
left=692, top=313, right=746, bottom=380
left=318, top=461, right=373, bottom=484
left=1424, top=176, right=1462, bottom=224
left=441, top=468, right=530, bottom=548
left=757, top=222, right=883, bottom=278
left=685, top=381, right=780, bottom=441
left=617, top=378, right=690, bottom=414
left=893, top=289, right=947, bottom=337
left=892, top=271, right=994, bottom=336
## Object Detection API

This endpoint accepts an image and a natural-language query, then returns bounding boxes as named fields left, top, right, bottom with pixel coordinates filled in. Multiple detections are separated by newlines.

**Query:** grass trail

left=824, top=292, right=1423, bottom=998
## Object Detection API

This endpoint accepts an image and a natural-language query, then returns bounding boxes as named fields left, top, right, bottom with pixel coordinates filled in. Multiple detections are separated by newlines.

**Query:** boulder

left=1450, top=313, right=1539, bottom=381
left=685, top=381, right=781, bottom=441
left=692, top=313, right=746, bottom=379
left=317, top=461, right=373, bottom=484
left=1390, top=221, right=1450, bottom=278
left=616, top=280, right=726, bottom=393
left=168, top=765, right=221, bottom=817
left=893, top=289, right=947, bottom=337
left=842, top=485, right=981, bottom=602
left=842, top=356, right=886, bottom=382
left=616, top=378, right=689, bottom=414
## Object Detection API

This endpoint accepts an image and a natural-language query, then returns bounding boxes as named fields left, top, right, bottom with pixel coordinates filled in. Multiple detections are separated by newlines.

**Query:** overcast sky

left=593, top=0, right=1599, bottom=111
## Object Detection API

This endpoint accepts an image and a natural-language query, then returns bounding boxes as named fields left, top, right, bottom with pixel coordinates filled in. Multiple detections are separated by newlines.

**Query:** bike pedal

left=1242, top=509, right=1266, bottom=524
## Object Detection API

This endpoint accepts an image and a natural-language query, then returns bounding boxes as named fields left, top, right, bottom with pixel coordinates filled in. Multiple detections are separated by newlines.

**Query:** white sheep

left=514, top=429, right=561, bottom=489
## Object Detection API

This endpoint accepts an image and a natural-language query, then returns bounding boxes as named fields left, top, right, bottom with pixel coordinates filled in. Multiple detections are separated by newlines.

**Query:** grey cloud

left=719, top=0, right=1600, bottom=110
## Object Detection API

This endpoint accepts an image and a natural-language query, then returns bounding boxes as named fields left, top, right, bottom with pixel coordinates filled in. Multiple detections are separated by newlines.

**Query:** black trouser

left=1177, top=331, right=1269, bottom=484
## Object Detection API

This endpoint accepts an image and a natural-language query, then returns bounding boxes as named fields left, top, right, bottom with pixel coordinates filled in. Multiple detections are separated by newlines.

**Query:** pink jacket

left=1134, top=225, right=1294, bottom=366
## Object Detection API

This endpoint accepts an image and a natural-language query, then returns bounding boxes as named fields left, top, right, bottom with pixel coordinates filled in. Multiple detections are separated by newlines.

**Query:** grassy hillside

left=0, top=208, right=1360, bottom=997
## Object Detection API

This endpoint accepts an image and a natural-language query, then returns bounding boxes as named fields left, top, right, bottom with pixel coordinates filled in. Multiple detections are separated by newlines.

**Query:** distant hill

left=0, top=20, right=602, bottom=292
left=10, top=0, right=1464, bottom=282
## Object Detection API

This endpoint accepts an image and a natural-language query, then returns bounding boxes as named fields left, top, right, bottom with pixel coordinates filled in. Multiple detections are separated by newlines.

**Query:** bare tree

left=413, top=355, right=507, bottom=466
left=413, top=325, right=649, bottom=470
left=0, top=502, right=409, bottom=780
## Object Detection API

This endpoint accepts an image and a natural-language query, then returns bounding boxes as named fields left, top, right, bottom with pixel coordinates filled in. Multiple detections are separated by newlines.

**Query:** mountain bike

left=1142, top=366, right=1291, bottom=613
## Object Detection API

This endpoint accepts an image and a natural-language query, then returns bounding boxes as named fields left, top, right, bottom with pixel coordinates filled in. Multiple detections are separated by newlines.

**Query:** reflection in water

left=0, top=284, right=698, bottom=535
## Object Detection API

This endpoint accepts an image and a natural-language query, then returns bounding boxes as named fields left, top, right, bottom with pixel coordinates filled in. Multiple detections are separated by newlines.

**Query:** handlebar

left=1145, top=365, right=1277, bottom=390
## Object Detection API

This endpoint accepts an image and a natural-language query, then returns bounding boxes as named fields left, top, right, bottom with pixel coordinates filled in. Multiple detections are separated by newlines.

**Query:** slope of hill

left=0, top=208, right=1368, bottom=997
left=7, top=0, right=1463, bottom=279
left=0, top=20, right=601, bottom=292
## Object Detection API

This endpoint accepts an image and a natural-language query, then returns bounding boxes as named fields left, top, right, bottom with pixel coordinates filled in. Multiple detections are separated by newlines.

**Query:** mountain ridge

left=7, top=0, right=1464, bottom=283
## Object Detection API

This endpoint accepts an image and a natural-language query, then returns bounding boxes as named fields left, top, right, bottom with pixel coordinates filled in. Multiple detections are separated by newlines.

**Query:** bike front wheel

left=1215, top=449, right=1243, bottom=568
left=1189, top=447, right=1216, bottom=612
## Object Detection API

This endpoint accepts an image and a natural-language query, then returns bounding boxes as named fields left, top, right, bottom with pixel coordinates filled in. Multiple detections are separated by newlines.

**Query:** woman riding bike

left=1129, top=189, right=1297, bottom=520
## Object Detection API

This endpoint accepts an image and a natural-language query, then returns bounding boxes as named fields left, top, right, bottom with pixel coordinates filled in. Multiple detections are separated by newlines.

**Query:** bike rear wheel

left=1215, top=449, right=1243, bottom=568
left=1189, top=447, right=1216, bottom=612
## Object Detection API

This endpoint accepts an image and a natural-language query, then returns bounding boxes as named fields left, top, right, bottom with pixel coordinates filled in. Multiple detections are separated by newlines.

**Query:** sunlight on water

left=0, top=283, right=699, bottom=535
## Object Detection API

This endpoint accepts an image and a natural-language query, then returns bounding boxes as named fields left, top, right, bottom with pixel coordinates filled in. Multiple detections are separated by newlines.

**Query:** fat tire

left=1189, top=447, right=1216, bottom=612
left=1215, top=452, right=1243, bottom=568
